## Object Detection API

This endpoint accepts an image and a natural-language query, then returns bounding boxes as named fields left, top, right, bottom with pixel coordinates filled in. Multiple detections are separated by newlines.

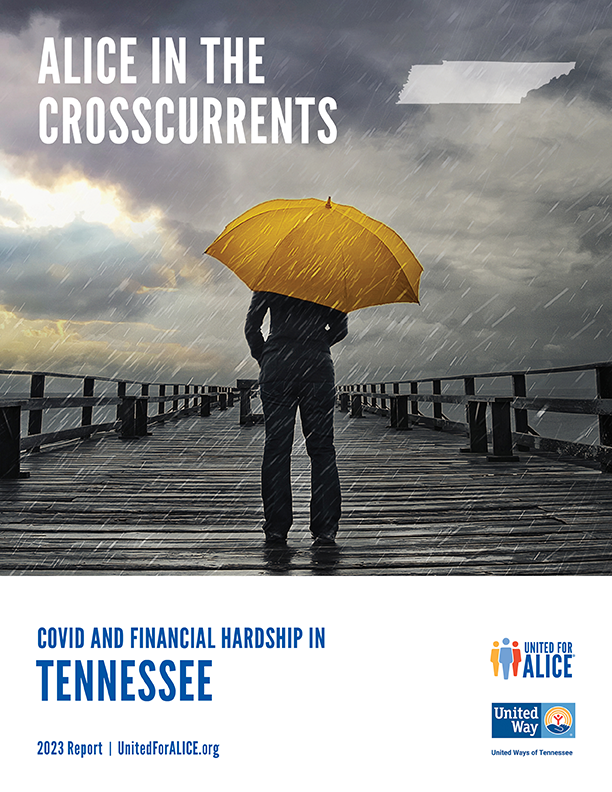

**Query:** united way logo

left=544, top=706, right=573, bottom=735
left=490, top=638, right=521, bottom=678
left=492, top=703, right=575, bottom=738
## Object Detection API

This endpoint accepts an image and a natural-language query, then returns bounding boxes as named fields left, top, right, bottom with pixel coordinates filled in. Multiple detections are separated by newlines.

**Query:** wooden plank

left=1, top=409, right=611, bottom=575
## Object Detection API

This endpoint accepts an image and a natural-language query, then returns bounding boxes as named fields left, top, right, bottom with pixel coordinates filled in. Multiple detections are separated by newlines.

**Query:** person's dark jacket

left=245, top=291, right=348, bottom=364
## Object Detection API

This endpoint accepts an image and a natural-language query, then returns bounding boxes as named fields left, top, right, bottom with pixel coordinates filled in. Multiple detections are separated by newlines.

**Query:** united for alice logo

left=490, top=639, right=573, bottom=679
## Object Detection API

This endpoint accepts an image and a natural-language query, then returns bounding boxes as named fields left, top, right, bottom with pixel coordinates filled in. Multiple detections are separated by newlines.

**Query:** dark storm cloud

left=533, top=191, right=612, bottom=258
left=3, top=0, right=611, bottom=197
left=0, top=0, right=183, bottom=34
left=1, top=0, right=612, bottom=384
left=161, top=217, right=216, bottom=259
left=160, top=217, right=234, bottom=282
left=0, top=0, right=408, bottom=33
left=0, top=220, right=171, bottom=319
left=5, top=0, right=612, bottom=128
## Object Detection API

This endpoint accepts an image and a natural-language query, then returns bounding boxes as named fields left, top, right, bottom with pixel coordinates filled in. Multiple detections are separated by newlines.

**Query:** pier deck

left=1, top=408, right=611, bottom=575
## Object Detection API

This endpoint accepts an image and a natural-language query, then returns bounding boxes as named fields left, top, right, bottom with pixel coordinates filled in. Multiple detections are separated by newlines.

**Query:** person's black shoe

left=264, top=533, right=288, bottom=546
left=311, top=534, right=336, bottom=546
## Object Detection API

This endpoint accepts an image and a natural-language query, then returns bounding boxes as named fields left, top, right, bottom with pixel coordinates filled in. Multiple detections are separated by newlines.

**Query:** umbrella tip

left=325, top=196, right=332, bottom=208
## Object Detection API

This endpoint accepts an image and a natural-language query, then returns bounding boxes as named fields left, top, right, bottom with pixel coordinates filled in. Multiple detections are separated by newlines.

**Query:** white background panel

left=0, top=576, right=607, bottom=791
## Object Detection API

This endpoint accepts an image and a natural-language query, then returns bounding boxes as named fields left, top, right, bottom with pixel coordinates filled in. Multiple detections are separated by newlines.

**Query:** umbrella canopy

left=205, top=197, right=423, bottom=313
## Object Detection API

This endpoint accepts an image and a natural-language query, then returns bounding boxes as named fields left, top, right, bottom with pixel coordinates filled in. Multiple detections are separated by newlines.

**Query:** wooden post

left=396, top=394, right=409, bottom=430
left=390, top=383, right=399, bottom=428
left=512, top=373, right=530, bottom=451
left=116, top=382, right=126, bottom=422
left=380, top=382, right=387, bottom=410
left=135, top=397, right=150, bottom=436
left=119, top=395, right=137, bottom=438
left=173, top=384, right=179, bottom=413
left=28, top=373, right=45, bottom=452
left=81, top=377, right=94, bottom=430
left=433, top=379, right=442, bottom=428
left=0, top=406, right=28, bottom=478
left=410, top=382, right=419, bottom=418
left=183, top=385, right=190, bottom=411
left=488, top=398, right=519, bottom=462
left=158, top=384, right=166, bottom=418
left=596, top=364, right=612, bottom=473
left=370, top=383, right=377, bottom=409
left=461, top=377, right=488, bottom=454
left=239, top=383, right=251, bottom=424
left=139, top=383, right=150, bottom=430
left=350, top=393, right=363, bottom=418
left=227, top=390, right=234, bottom=408
left=219, top=392, right=227, bottom=411
left=200, top=393, right=211, bottom=417
left=339, top=392, right=349, bottom=412
left=238, top=380, right=255, bottom=424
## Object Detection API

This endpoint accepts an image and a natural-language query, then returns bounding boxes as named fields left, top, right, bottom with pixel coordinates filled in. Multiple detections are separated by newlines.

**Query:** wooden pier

left=1, top=405, right=611, bottom=576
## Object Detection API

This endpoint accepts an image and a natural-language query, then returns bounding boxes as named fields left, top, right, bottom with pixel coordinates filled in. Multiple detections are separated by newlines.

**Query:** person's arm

left=326, top=310, right=348, bottom=346
left=244, top=291, right=269, bottom=362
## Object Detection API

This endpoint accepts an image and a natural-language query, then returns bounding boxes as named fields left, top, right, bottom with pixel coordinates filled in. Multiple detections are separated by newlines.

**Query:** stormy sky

left=0, top=0, right=611, bottom=388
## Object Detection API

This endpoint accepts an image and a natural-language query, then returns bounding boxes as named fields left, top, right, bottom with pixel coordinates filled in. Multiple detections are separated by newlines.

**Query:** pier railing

left=4, top=361, right=612, bottom=480
left=339, top=361, right=612, bottom=473
left=0, top=368, right=236, bottom=478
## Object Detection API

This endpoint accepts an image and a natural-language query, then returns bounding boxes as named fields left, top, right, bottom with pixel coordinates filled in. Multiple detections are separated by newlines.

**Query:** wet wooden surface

left=1, top=406, right=611, bottom=575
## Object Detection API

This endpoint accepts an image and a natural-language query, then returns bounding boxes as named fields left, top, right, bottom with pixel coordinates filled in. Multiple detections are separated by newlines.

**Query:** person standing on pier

left=245, top=291, right=348, bottom=546
left=206, top=196, right=421, bottom=545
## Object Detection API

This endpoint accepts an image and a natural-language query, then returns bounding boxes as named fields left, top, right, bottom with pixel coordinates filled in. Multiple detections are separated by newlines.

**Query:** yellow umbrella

left=205, top=196, right=423, bottom=313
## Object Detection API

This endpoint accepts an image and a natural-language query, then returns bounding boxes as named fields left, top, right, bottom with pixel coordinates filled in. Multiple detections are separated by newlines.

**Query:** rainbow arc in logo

left=544, top=706, right=572, bottom=734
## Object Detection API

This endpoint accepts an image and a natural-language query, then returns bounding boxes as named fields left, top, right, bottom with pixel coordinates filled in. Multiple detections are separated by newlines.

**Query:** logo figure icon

left=491, top=638, right=522, bottom=678
left=512, top=641, right=521, bottom=676
left=544, top=706, right=572, bottom=734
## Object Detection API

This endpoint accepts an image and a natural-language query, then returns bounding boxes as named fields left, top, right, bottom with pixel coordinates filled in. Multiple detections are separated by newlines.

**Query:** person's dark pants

left=259, top=348, right=341, bottom=539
